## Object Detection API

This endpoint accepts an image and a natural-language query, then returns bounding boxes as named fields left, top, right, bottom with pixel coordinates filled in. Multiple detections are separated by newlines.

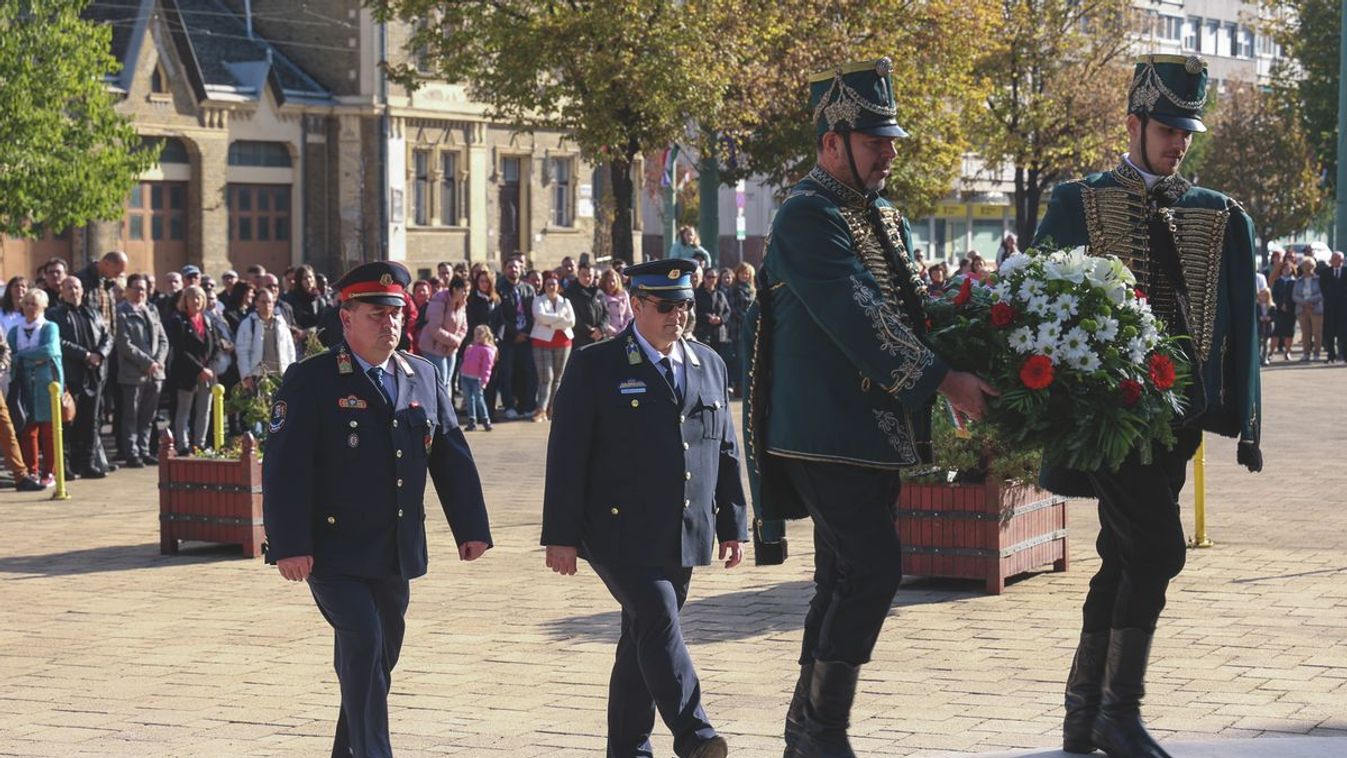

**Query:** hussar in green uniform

left=741, top=58, right=995, bottom=758
left=1031, top=55, right=1263, bottom=758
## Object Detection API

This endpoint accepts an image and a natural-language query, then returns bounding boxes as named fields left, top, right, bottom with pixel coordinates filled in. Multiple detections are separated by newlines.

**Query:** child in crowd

left=1256, top=287, right=1274, bottom=366
left=459, top=325, right=498, bottom=431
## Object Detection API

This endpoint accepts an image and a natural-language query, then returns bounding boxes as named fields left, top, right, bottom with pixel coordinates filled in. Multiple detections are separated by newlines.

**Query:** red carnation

left=989, top=302, right=1016, bottom=328
left=1134, top=287, right=1147, bottom=301
left=953, top=277, right=974, bottom=306
left=1019, top=355, right=1055, bottom=390
left=1119, top=379, right=1143, bottom=407
left=1148, top=354, right=1176, bottom=390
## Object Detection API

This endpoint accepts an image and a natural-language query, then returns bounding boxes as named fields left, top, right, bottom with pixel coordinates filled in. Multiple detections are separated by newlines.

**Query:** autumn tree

left=0, top=0, right=157, bottom=238
left=971, top=0, right=1136, bottom=244
left=371, top=0, right=764, bottom=263
left=724, top=0, right=997, bottom=218
left=1262, top=0, right=1339, bottom=192
left=1195, top=81, right=1324, bottom=255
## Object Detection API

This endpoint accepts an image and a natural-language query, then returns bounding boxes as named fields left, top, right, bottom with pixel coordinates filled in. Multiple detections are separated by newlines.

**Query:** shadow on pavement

left=0, top=542, right=246, bottom=576
left=542, top=578, right=985, bottom=644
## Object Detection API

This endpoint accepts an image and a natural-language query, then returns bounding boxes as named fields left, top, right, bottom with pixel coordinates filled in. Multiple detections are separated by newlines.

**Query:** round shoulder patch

left=269, top=401, right=288, bottom=433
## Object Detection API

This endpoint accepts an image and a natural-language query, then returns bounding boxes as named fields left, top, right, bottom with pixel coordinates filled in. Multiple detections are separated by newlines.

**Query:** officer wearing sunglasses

left=542, top=257, right=746, bottom=758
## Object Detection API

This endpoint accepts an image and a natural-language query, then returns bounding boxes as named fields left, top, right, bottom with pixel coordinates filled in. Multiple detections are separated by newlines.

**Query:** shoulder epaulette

left=300, top=348, right=331, bottom=364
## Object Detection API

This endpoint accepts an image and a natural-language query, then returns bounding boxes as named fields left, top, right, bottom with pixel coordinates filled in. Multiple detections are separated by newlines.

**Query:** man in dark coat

left=563, top=261, right=608, bottom=350
left=1030, top=54, right=1263, bottom=758
left=1321, top=251, right=1346, bottom=362
left=542, top=259, right=746, bottom=758
left=263, top=261, right=492, bottom=758
left=489, top=257, right=537, bottom=418
left=49, top=276, right=114, bottom=477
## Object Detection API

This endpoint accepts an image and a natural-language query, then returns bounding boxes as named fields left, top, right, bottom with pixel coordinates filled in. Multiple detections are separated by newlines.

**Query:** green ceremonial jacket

left=742, top=166, right=948, bottom=562
left=1031, top=160, right=1263, bottom=495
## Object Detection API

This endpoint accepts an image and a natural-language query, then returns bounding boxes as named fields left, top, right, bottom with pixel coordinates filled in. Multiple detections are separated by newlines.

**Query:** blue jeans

left=428, top=353, right=456, bottom=391
left=459, top=376, right=488, bottom=424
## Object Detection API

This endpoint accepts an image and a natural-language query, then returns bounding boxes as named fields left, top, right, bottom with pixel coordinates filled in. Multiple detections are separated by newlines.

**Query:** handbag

left=61, top=389, right=76, bottom=424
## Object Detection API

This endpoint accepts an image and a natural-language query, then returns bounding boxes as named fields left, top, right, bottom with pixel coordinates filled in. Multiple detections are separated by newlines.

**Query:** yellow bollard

left=1188, top=434, right=1212, bottom=548
left=212, top=384, right=226, bottom=451
left=48, top=381, right=70, bottom=501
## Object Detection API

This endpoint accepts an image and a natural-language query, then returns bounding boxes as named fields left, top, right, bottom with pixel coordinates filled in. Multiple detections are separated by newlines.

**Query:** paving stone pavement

left=0, top=362, right=1344, bottom=757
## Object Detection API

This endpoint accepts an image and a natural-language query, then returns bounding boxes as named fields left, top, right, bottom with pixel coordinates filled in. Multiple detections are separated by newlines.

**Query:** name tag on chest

left=619, top=379, right=647, bottom=395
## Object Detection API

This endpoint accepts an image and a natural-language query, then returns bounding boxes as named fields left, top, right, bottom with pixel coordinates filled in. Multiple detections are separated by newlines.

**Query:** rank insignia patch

left=269, top=401, right=288, bottom=433
left=619, top=379, right=647, bottom=395
left=338, top=395, right=368, bottom=410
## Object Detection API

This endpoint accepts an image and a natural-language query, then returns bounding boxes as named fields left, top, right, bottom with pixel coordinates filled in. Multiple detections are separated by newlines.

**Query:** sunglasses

left=642, top=297, right=693, bottom=314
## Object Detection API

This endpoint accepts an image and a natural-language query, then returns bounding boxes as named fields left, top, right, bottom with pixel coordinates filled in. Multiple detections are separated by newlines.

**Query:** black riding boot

left=1092, top=628, right=1173, bottom=758
left=795, top=660, right=858, bottom=758
left=1063, top=631, right=1110, bottom=753
left=783, top=662, right=814, bottom=758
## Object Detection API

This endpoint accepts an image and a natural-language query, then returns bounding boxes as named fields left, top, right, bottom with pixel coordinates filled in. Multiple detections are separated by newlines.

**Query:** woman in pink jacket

left=417, top=275, right=469, bottom=388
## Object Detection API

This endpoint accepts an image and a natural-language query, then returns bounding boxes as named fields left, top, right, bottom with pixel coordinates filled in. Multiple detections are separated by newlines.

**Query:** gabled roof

left=87, top=0, right=331, bottom=106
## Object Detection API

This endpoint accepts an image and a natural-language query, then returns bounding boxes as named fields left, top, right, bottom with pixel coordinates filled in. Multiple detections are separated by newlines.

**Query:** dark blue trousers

left=589, top=562, right=717, bottom=758
left=308, top=575, right=410, bottom=758
left=782, top=459, right=904, bottom=667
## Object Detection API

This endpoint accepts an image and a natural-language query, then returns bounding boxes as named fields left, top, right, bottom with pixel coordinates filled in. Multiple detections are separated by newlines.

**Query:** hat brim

left=345, top=294, right=407, bottom=307
left=635, top=288, right=694, bottom=302
left=1149, top=113, right=1206, bottom=134
left=855, top=123, right=909, bottom=138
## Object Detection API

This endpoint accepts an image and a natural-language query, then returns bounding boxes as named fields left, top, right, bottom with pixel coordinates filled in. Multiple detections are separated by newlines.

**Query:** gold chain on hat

left=1129, top=58, right=1207, bottom=113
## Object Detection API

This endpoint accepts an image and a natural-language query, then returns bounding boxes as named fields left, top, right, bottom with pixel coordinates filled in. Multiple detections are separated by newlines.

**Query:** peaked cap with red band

left=335, top=261, right=411, bottom=307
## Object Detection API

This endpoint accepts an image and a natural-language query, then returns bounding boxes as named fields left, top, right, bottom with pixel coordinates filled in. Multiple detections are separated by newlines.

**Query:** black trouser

left=490, top=339, right=537, bottom=416
left=70, top=388, right=106, bottom=474
left=589, top=562, right=716, bottom=758
left=1324, top=303, right=1345, bottom=360
left=307, top=575, right=410, bottom=758
left=1081, top=427, right=1203, bottom=632
left=782, top=459, right=904, bottom=667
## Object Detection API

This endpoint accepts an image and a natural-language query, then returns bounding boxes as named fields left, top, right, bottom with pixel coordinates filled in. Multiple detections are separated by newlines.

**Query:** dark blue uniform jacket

left=541, top=325, right=748, bottom=567
left=262, top=342, right=491, bottom=579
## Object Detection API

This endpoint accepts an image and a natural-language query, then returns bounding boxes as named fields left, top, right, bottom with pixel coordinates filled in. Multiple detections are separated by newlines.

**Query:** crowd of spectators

left=0, top=249, right=763, bottom=490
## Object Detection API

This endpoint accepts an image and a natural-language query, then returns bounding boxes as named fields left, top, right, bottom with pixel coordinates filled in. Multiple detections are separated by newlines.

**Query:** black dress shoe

left=141, top=454, right=159, bottom=465
left=104, top=463, right=119, bottom=473
left=124, top=458, right=145, bottom=469
left=64, top=470, right=80, bottom=480
left=81, top=469, right=108, bottom=479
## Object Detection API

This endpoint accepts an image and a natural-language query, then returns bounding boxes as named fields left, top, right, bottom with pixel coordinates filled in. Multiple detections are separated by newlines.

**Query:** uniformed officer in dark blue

left=262, top=260, right=492, bottom=758
left=542, top=258, right=747, bottom=758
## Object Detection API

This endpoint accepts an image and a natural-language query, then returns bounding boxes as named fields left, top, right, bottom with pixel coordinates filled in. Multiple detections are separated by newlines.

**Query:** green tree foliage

left=1195, top=82, right=1324, bottom=254
left=725, top=0, right=996, bottom=217
left=371, top=0, right=762, bottom=262
left=0, top=0, right=156, bottom=238
left=1262, top=0, right=1339, bottom=192
left=971, top=0, right=1136, bottom=244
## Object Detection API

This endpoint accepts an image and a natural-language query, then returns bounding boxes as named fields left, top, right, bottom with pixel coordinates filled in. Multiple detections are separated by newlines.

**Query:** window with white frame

left=1239, top=27, right=1255, bottom=59
left=1205, top=20, right=1223, bottom=56
left=551, top=157, right=573, bottom=227
left=1184, top=17, right=1201, bottom=51
left=1158, top=15, right=1183, bottom=42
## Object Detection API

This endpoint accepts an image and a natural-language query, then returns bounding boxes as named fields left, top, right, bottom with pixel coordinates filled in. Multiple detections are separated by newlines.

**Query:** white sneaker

left=504, top=409, right=519, bottom=420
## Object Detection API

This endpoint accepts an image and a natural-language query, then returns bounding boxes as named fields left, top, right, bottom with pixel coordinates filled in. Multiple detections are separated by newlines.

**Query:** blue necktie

left=659, top=357, right=682, bottom=405
left=367, top=366, right=394, bottom=407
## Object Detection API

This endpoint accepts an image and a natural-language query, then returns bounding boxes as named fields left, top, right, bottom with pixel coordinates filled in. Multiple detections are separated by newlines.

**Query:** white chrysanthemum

left=998, top=253, right=1033, bottom=278
left=1051, top=294, right=1080, bottom=322
left=1070, top=350, right=1102, bottom=372
left=1092, top=316, right=1120, bottom=343
left=1026, top=294, right=1053, bottom=318
left=1008, top=326, right=1036, bottom=354
left=1061, top=326, right=1090, bottom=355
left=1036, top=322, right=1063, bottom=354
left=1020, top=278, right=1046, bottom=298
left=1127, top=337, right=1149, bottom=363
left=989, top=281, right=1013, bottom=303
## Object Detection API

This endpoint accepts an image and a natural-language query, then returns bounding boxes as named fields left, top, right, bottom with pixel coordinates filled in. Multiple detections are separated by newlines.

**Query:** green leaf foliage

left=0, top=0, right=157, bottom=237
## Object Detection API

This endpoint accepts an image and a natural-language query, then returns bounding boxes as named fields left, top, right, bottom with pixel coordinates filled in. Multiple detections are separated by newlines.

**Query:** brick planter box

left=896, top=480, right=1068, bottom=594
left=158, top=432, right=263, bottom=558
